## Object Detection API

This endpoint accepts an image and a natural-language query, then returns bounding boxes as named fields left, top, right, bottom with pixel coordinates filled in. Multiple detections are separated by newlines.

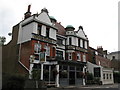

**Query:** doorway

left=69, top=71, right=75, bottom=85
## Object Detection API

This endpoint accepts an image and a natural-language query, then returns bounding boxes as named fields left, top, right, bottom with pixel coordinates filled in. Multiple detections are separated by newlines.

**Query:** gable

left=37, top=12, right=52, bottom=25
left=77, top=29, right=87, bottom=39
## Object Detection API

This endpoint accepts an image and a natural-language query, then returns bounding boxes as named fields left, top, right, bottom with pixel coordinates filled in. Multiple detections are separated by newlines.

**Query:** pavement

left=47, top=84, right=120, bottom=90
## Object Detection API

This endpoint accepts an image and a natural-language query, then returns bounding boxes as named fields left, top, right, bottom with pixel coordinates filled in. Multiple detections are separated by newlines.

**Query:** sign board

left=39, top=52, right=46, bottom=63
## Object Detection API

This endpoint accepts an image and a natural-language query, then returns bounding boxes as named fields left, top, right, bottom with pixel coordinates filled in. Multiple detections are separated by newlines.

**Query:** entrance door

left=69, top=71, right=75, bottom=85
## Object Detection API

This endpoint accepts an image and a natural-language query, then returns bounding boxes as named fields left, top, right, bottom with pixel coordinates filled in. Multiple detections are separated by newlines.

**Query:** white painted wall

left=102, top=68, right=114, bottom=84
left=87, top=62, right=100, bottom=75
left=77, top=29, right=87, bottom=39
left=87, top=62, right=114, bottom=85
left=37, top=12, right=52, bottom=25
left=17, top=22, right=37, bottom=44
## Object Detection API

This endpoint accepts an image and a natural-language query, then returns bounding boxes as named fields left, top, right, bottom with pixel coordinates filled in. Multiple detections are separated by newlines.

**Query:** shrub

left=2, top=73, right=26, bottom=90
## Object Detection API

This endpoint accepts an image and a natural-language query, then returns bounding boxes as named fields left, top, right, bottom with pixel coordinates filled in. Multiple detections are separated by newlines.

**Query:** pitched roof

left=55, top=22, right=66, bottom=36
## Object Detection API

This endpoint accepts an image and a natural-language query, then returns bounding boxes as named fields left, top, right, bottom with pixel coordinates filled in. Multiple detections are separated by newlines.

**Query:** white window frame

left=85, top=41, right=87, bottom=49
left=34, top=43, right=41, bottom=53
left=68, top=53, right=72, bottom=60
left=80, top=39, right=83, bottom=48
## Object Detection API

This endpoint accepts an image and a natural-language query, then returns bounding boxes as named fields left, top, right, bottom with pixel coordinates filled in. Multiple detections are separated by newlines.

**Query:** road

left=47, top=84, right=120, bottom=90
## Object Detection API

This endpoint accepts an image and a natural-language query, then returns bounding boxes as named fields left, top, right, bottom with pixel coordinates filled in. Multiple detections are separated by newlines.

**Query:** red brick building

left=3, top=5, right=89, bottom=87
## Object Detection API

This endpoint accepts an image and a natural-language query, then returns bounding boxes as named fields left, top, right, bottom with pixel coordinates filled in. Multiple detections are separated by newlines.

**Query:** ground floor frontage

left=29, top=59, right=86, bottom=87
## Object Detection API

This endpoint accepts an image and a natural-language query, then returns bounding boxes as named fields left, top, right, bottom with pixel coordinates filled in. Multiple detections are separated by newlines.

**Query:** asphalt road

left=47, top=84, right=119, bottom=90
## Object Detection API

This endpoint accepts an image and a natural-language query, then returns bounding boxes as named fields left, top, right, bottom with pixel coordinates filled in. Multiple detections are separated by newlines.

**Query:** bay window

left=34, top=43, right=41, bottom=53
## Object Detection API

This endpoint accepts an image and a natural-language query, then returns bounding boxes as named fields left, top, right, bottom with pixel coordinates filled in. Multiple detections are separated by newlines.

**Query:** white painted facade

left=87, top=62, right=114, bottom=85
left=37, top=12, right=52, bottom=25
left=17, top=10, right=57, bottom=44
left=102, top=68, right=114, bottom=84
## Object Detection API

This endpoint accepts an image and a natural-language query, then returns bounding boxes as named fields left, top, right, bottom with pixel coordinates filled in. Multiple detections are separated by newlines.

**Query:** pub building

left=3, top=5, right=89, bottom=87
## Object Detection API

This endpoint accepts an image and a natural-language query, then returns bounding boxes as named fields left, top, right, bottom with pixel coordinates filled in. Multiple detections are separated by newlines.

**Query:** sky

left=0, top=0, right=119, bottom=53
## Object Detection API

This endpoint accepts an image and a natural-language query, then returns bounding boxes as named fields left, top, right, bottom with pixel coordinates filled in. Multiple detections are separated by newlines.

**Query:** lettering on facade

left=66, top=45, right=87, bottom=52
left=32, top=34, right=56, bottom=44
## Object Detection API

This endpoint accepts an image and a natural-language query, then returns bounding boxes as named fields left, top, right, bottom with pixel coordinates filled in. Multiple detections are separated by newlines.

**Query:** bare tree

left=0, top=36, right=6, bottom=46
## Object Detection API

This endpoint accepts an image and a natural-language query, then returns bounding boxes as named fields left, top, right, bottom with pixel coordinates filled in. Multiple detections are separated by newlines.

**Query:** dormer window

left=38, top=25, right=42, bottom=35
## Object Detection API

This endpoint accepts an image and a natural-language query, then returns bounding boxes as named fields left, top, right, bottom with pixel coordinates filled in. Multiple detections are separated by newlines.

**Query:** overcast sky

left=0, top=0, right=119, bottom=53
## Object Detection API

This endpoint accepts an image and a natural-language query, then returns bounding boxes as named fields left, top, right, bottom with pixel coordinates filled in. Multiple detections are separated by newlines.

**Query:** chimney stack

left=24, top=5, right=31, bottom=19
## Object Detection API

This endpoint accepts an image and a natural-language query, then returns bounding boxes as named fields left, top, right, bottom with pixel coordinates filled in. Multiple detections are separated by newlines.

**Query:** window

left=103, top=74, right=105, bottom=79
left=38, top=25, right=42, bottom=35
left=107, top=74, right=109, bottom=79
left=80, top=39, right=83, bottom=48
left=94, top=67, right=101, bottom=77
left=83, top=40, right=85, bottom=48
left=44, top=45, right=50, bottom=56
left=110, top=74, right=112, bottom=79
left=85, top=41, right=87, bottom=49
left=77, top=53, right=81, bottom=61
left=46, top=27, right=49, bottom=38
left=57, top=38, right=63, bottom=45
left=69, top=37, right=72, bottom=45
left=56, top=50, right=63, bottom=60
left=34, top=43, right=41, bottom=53
left=83, top=54, right=86, bottom=62
left=78, top=38, right=80, bottom=47
left=68, top=53, right=72, bottom=60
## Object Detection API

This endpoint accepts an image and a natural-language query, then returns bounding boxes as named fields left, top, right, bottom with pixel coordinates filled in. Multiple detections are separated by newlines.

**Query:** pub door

left=69, top=71, right=75, bottom=85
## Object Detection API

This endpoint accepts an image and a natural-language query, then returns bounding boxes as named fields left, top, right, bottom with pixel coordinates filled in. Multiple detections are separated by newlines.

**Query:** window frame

left=68, top=53, right=72, bottom=60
